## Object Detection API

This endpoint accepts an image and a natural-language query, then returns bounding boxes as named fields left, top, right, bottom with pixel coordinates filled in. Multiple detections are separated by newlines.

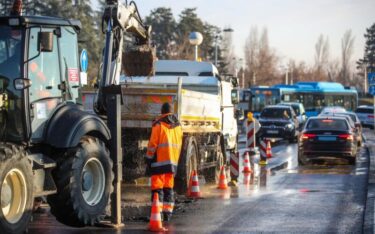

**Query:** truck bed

left=120, top=84, right=221, bottom=133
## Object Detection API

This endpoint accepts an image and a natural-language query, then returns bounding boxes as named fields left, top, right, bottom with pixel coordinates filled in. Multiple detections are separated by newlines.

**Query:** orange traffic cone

left=148, top=193, right=166, bottom=232
left=266, top=140, right=272, bottom=158
left=242, top=152, right=252, bottom=173
left=217, top=166, right=228, bottom=190
left=187, top=170, right=202, bottom=198
left=243, top=172, right=251, bottom=186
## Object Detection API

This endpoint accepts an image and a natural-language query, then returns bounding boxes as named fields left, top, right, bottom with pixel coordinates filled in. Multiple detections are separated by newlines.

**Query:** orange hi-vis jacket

left=146, top=113, right=183, bottom=175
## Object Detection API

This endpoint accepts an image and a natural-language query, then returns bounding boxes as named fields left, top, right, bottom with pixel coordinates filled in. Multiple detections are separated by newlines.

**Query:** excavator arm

left=95, top=0, right=155, bottom=114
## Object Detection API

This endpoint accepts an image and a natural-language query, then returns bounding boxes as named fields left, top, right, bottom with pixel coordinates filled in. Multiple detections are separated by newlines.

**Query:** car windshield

left=306, top=119, right=348, bottom=130
left=0, top=25, right=24, bottom=142
left=261, top=108, right=291, bottom=119
left=356, top=108, right=373, bottom=114
left=280, top=104, right=300, bottom=115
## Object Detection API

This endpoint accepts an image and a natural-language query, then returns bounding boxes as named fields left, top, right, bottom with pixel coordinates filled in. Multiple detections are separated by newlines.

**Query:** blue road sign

left=368, top=73, right=375, bottom=85
left=80, top=49, right=88, bottom=72
left=369, top=85, right=375, bottom=96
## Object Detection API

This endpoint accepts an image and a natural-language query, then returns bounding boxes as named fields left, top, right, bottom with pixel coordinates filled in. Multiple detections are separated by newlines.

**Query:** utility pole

left=364, top=65, right=367, bottom=95
left=214, top=35, right=218, bottom=66
left=285, top=68, right=289, bottom=85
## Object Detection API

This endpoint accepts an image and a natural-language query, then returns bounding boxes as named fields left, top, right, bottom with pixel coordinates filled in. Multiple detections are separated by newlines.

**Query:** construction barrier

left=230, top=151, right=239, bottom=181
left=259, top=138, right=268, bottom=165
left=246, top=112, right=256, bottom=150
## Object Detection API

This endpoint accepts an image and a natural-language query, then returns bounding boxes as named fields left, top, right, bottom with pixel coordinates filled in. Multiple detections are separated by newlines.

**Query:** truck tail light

left=338, top=134, right=353, bottom=141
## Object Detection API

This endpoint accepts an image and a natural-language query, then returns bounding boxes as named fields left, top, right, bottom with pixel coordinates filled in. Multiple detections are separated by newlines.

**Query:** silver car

left=355, top=105, right=374, bottom=129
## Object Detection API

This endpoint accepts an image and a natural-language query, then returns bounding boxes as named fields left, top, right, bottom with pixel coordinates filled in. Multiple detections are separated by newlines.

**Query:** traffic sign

left=369, top=85, right=375, bottom=96
left=80, top=49, right=88, bottom=73
left=368, top=72, right=375, bottom=85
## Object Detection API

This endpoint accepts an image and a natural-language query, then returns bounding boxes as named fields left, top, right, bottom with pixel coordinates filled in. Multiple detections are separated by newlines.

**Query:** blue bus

left=247, top=82, right=358, bottom=118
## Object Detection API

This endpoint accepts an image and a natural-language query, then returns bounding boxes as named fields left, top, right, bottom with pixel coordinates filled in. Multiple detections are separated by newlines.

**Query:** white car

left=355, top=105, right=374, bottom=129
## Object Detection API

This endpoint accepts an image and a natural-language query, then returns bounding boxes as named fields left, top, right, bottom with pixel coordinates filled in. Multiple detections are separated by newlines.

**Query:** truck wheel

left=0, top=144, right=33, bottom=234
left=47, top=137, right=113, bottom=227
left=175, top=136, right=198, bottom=195
left=205, top=147, right=225, bottom=184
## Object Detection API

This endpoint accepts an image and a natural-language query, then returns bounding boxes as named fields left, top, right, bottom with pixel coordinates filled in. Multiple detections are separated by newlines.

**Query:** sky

left=94, top=0, right=375, bottom=66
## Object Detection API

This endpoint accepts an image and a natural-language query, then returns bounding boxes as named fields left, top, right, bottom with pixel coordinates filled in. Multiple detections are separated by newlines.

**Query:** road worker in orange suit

left=145, top=102, right=183, bottom=222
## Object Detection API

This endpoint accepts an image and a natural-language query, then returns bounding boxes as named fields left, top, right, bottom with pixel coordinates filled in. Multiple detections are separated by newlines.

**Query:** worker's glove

left=145, top=158, right=152, bottom=177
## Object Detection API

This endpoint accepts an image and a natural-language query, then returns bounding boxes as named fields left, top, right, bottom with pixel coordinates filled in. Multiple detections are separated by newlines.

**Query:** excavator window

left=28, top=27, right=61, bottom=141
left=59, top=26, right=79, bottom=102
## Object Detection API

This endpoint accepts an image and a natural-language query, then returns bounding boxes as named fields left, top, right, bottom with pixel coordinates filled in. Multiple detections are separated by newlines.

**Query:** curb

left=364, top=143, right=375, bottom=233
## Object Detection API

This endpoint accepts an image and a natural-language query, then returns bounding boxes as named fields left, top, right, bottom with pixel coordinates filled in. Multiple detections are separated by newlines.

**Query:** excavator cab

left=0, top=15, right=81, bottom=143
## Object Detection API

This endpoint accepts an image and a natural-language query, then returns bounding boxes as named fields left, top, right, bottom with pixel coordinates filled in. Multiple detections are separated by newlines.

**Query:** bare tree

left=327, top=59, right=340, bottom=82
left=244, top=26, right=279, bottom=86
left=244, top=27, right=259, bottom=86
left=340, top=30, right=355, bottom=84
left=314, top=34, right=330, bottom=80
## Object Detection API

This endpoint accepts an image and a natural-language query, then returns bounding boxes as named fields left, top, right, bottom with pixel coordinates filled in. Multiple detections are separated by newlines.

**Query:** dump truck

left=114, top=60, right=241, bottom=193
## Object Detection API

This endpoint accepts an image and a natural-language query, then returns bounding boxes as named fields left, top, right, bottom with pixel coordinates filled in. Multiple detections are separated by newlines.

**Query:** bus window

left=333, top=95, right=344, bottom=107
left=324, top=95, right=333, bottom=107
left=313, top=94, right=324, bottom=112
left=303, top=94, right=314, bottom=111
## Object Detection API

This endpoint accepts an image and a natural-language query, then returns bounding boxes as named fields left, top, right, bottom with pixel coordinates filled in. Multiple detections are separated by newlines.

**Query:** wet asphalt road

left=28, top=131, right=372, bottom=233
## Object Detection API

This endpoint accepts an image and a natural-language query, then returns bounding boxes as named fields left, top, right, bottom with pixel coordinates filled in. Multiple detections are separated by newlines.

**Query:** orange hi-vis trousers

left=151, top=173, right=174, bottom=215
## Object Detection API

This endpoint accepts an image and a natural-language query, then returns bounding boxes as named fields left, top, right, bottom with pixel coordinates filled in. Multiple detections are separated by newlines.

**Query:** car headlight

left=286, top=123, right=293, bottom=129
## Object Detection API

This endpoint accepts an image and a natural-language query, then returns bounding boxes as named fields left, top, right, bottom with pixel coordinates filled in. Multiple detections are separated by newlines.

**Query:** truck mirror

left=231, top=77, right=239, bottom=87
left=38, top=32, right=53, bottom=52
left=235, top=108, right=245, bottom=121
left=14, top=78, right=32, bottom=90
left=231, top=89, right=239, bottom=104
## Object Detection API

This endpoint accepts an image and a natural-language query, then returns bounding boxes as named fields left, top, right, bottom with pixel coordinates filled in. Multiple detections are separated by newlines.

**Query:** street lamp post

left=285, top=68, right=289, bottom=85
left=364, top=64, right=367, bottom=95
left=214, top=35, right=218, bottom=66
left=189, top=32, right=203, bottom=61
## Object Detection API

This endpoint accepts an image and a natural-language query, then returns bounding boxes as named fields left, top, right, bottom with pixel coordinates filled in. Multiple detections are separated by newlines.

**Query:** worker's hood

left=154, top=114, right=180, bottom=129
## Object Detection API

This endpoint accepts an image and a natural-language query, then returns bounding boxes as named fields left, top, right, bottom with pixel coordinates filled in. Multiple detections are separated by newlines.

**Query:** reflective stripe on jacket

left=146, top=113, right=183, bottom=175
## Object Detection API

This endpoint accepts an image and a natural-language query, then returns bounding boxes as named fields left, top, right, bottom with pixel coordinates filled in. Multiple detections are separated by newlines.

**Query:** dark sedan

left=257, top=105, right=299, bottom=143
left=298, top=116, right=357, bottom=165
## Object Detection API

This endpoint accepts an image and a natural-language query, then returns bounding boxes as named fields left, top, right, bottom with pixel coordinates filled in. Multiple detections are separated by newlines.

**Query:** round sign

left=80, top=49, right=88, bottom=72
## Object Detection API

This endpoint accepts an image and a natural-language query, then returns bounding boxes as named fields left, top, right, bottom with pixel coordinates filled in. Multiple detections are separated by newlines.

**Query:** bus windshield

left=250, top=89, right=280, bottom=113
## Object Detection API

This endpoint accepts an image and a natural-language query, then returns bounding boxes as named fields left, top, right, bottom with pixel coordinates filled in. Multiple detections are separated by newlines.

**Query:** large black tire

left=205, top=150, right=225, bottom=184
left=205, top=138, right=226, bottom=184
left=47, top=137, right=113, bottom=227
left=0, top=144, right=33, bottom=234
left=175, top=136, right=198, bottom=195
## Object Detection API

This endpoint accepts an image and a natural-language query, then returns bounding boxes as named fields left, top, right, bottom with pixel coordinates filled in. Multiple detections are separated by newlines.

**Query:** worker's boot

left=163, top=212, right=172, bottom=222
